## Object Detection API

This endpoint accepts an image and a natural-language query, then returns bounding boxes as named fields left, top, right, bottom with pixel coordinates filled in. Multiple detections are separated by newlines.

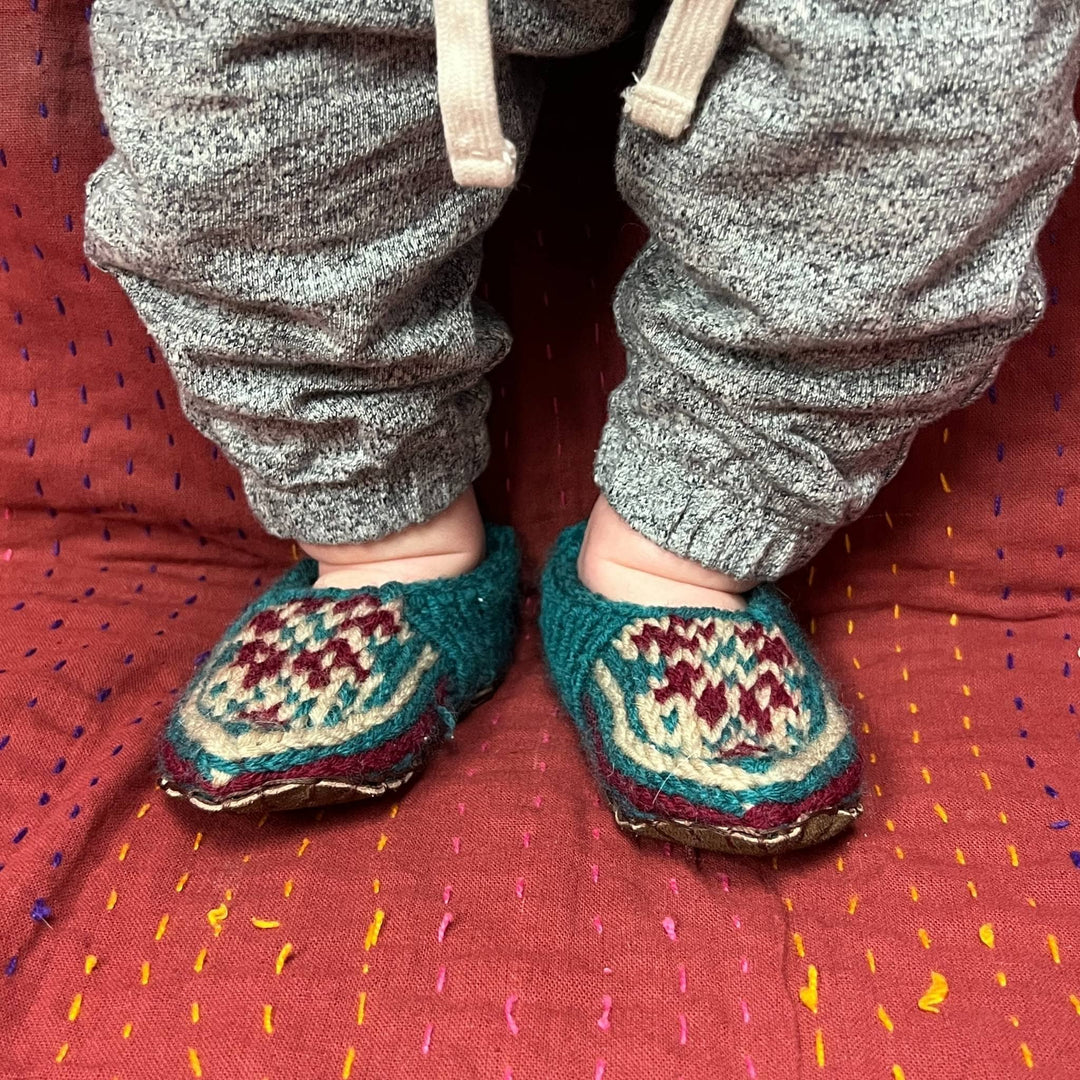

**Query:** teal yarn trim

left=539, top=522, right=856, bottom=816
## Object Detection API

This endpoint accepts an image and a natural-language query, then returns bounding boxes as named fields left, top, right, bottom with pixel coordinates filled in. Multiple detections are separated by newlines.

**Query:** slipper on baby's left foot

left=540, top=523, right=862, bottom=855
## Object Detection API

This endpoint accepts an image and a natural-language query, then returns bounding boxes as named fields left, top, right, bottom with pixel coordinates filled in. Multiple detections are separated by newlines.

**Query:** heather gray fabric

left=598, top=1, right=1080, bottom=578
left=86, top=0, right=1080, bottom=579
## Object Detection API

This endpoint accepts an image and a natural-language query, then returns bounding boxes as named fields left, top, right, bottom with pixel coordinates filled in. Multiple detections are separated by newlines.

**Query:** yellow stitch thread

left=364, top=910, right=385, bottom=951
left=252, top=918, right=280, bottom=929
left=296, top=838, right=310, bottom=857
left=844, top=533, right=851, bottom=553
left=848, top=895, right=859, bottom=915
left=979, top=923, right=995, bottom=948
left=814, top=1028, right=825, bottom=1067
left=121, top=1022, right=133, bottom=1039
left=940, top=473, right=951, bottom=493
left=1001, top=812, right=1009, bottom=824
left=799, top=965, right=819, bottom=1014
left=1007, top=844, right=1019, bottom=867
left=176, top=873, right=190, bottom=893
left=949, top=613, right=958, bottom=627
left=934, top=803, right=948, bottom=823
left=136, top=802, right=150, bottom=818
left=275, top=942, right=293, bottom=975
left=191, top=1002, right=200, bottom=1024
left=892, top=1067, right=906, bottom=1080
left=962, top=684, right=971, bottom=696
left=955, top=647, right=963, bottom=661
left=877, top=1004, right=894, bottom=1032
left=874, top=784, right=883, bottom=797
left=362, top=963, right=369, bottom=975
left=1008, top=1015, right=1020, bottom=1028
left=996, top=972, right=1007, bottom=987
left=886, top=819, right=895, bottom=832
left=283, top=879, right=294, bottom=898
left=118, top=842, right=130, bottom=862
left=193, top=832, right=202, bottom=852
left=188, top=1047, right=203, bottom=1077
left=155, top=914, right=169, bottom=941
left=847, top=619, right=854, bottom=635
left=342, top=1047, right=356, bottom=1079
left=967, top=881, right=978, bottom=898
left=921, top=767, right=932, bottom=783
left=918, top=972, right=949, bottom=1013
left=793, top=932, right=805, bottom=957
left=909, top=886, right=919, bottom=902
left=867, top=949, right=877, bottom=974
left=55, top=1043, right=69, bottom=1063
left=886, top=512, right=894, bottom=529
left=1026, top=897, right=1036, bottom=908
left=981, top=772, right=992, bottom=790
left=836, top=856, right=844, bottom=872
left=356, top=991, right=367, bottom=1025
left=955, top=848, right=966, bottom=866
left=377, top=834, right=388, bottom=851
left=68, top=993, right=82, bottom=1022
left=808, top=565, right=816, bottom=586
left=852, top=656, right=861, bottom=669
left=225, top=888, right=233, bottom=901
left=918, top=928, right=931, bottom=949
left=207, top=903, right=228, bottom=935
left=1068, top=994, right=1080, bottom=1015
left=895, top=847, right=905, bottom=860
left=962, top=715, right=971, bottom=729
left=256, top=813, right=268, bottom=828
left=910, top=704, right=919, bottom=717
left=194, top=948, right=207, bottom=973
left=262, top=1004, right=274, bottom=1035
left=389, top=803, right=399, bottom=819
left=373, top=879, right=380, bottom=895
left=107, top=889, right=118, bottom=911
left=140, top=961, right=150, bottom=985
left=893, top=604, right=901, bottom=620
left=902, top=667, right=909, bottom=682
left=84, top=955, right=97, bottom=975
left=1020, top=1043, right=1033, bottom=1068
left=949, top=570, right=956, bottom=586
left=971, top=745, right=980, bottom=757
left=1049, top=935, right=1061, bottom=965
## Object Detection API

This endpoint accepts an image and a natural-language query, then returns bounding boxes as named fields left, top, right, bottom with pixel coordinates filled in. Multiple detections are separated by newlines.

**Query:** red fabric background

left=1, top=5, right=1078, bottom=1078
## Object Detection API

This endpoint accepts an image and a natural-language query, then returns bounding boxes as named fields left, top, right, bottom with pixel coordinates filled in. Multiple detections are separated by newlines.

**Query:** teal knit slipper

left=160, top=525, right=519, bottom=813
left=539, top=524, right=862, bottom=855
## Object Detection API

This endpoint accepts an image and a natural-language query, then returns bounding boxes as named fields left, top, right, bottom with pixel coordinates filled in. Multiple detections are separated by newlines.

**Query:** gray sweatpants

left=85, top=0, right=1080, bottom=580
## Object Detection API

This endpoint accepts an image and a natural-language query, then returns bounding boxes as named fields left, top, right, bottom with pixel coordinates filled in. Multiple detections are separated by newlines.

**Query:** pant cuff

left=594, top=424, right=838, bottom=582
left=241, top=429, right=489, bottom=546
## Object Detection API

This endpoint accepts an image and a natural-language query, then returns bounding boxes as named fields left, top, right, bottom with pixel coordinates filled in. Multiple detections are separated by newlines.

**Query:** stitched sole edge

left=611, top=798, right=863, bottom=856
left=159, top=684, right=499, bottom=814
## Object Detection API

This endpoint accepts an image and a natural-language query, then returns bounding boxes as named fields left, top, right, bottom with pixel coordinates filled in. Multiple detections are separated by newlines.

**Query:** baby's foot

left=577, top=496, right=755, bottom=610
left=302, top=489, right=486, bottom=589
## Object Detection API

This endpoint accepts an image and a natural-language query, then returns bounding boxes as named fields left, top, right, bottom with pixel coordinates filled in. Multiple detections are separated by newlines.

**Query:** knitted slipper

left=539, top=524, right=861, bottom=855
left=159, top=525, right=518, bottom=813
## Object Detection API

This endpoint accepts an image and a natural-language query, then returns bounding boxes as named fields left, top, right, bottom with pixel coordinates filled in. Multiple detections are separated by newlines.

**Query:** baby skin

left=303, top=487, right=754, bottom=611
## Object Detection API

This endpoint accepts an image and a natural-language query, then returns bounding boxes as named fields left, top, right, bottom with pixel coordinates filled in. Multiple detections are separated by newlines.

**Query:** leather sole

left=611, top=798, right=862, bottom=856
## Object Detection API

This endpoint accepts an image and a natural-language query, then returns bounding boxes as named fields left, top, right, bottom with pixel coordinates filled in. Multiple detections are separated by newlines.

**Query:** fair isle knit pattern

left=540, top=524, right=861, bottom=849
left=161, top=525, right=518, bottom=811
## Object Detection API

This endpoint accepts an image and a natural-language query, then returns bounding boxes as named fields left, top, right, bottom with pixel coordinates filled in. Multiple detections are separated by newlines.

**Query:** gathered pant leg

left=601, top=1, right=1080, bottom=580
left=85, top=0, right=634, bottom=544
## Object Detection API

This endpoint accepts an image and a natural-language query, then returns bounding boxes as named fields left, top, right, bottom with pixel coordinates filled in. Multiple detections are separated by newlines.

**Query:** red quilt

left=1, top=5, right=1078, bottom=1078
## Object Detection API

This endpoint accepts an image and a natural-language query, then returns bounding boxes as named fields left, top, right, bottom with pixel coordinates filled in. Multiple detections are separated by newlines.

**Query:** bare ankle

left=577, top=496, right=756, bottom=610
left=301, top=489, right=485, bottom=589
